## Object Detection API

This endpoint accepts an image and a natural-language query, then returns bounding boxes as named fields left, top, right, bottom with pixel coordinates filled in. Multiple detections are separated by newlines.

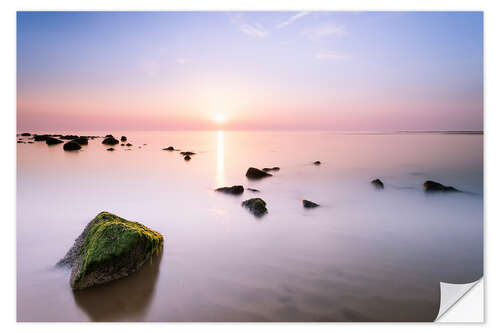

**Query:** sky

left=17, top=11, right=483, bottom=131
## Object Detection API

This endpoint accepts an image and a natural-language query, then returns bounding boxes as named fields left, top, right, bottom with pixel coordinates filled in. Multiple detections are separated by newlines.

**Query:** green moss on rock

left=58, top=212, right=163, bottom=290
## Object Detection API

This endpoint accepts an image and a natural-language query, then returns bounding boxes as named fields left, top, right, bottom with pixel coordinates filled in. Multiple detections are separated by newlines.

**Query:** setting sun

left=214, top=113, right=226, bottom=124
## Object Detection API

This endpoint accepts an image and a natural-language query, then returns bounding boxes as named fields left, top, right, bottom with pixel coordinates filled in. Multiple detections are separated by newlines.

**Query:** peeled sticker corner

left=435, top=278, right=483, bottom=322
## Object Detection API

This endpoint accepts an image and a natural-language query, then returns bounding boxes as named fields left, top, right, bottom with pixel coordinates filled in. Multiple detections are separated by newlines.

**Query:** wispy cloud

left=229, top=13, right=269, bottom=38
left=176, top=58, right=188, bottom=65
left=303, top=23, right=346, bottom=40
left=239, top=23, right=268, bottom=38
left=276, top=11, right=310, bottom=29
left=315, top=51, right=347, bottom=60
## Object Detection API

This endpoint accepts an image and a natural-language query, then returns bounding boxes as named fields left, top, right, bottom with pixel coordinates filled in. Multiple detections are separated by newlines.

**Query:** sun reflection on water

left=216, top=130, right=224, bottom=187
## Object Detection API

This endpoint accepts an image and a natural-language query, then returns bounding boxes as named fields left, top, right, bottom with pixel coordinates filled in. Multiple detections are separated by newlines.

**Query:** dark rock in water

left=313, top=161, right=321, bottom=165
left=60, top=135, right=79, bottom=140
left=371, top=179, right=384, bottom=189
left=215, top=185, right=244, bottom=195
left=21, top=132, right=31, bottom=136
left=107, top=148, right=115, bottom=151
left=17, top=140, right=23, bottom=143
left=180, top=151, right=196, bottom=156
left=163, top=146, right=174, bottom=151
left=102, top=136, right=119, bottom=145
left=423, top=180, right=460, bottom=193
left=247, top=188, right=260, bottom=192
left=105, top=134, right=113, bottom=138
left=46, top=137, right=64, bottom=145
left=303, top=200, right=319, bottom=208
left=28, top=141, right=33, bottom=144
left=262, top=167, right=280, bottom=172
left=184, top=155, right=191, bottom=161
left=121, top=136, right=127, bottom=142
left=63, top=140, right=82, bottom=151
left=246, top=167, right=272, bottom=179
left=34, top=135, right=50, bottom=141
left=73, top=137, right=88, bottom=145
left=242, top=198, right=268, bottom=217
left=126, top=143, right=132, bottom=146
left=120, top=143, right=125, bottom=146
left=57, top=212, right=163, bottom=290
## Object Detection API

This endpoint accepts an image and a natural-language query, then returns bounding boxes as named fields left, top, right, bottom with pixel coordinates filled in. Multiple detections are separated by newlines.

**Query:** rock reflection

left=73, top=251, right=162, bottom=322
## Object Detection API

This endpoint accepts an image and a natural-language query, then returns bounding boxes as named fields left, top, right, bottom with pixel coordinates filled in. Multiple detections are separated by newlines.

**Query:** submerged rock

left=126, top=143, right=132, bottom=146
left=57, top=212, right=163, bottom=290
left=180, top=151, right=196, bottom=156
left=162, top=146, right=174, bottom=151
left=107, top=148, right=115, bottom=151
left=302, top=200, right=319, bottom=208
left=45, top=137, right=64, bottom=145
left=63, top=141, right=82, bottom=151
left=184, top=155, right=191, bottom=161
left=423, top=180, right=460, bottom=193
left=102, top=136, right=119, bottom=145
left=73, top=137, right=89, bottom=145
left=242, top=198, right=268, bottom=217
left=247, top=188, right=260, bottom=192
left=60, top=135, right=79, bottom=140
left=33, top=135, right=50, bottom=141
left=313, top=161, right=321, bottom=165
left=371, top=179, right=384, bottom=189
left=245, top=167, right=272, bottom=179
left=121, top=136, right=127, bottom=142
left=215, top=185, right=244, bottom=195
left=21, top=132, right=31, bottom=136
left=262, top=167, right=280, bottom=172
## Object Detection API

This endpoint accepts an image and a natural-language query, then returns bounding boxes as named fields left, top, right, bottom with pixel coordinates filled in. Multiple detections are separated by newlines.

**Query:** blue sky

left=17, top=11, right=483, bottom=131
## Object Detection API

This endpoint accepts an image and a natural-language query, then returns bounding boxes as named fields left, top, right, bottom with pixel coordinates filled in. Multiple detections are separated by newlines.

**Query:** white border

left=2, top=0, right=496, bottom=331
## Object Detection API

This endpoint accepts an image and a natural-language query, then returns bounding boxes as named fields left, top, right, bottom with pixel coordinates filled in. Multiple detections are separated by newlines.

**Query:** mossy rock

left=242, top=198, right=268, bottom=217
left=58, top=212, right=164, bottom=290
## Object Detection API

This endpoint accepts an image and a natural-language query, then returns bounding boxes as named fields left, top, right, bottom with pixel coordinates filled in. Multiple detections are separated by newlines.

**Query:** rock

left=247, top=188, right=260, bottom=192
left=262, top=167, right=280, bottom=172
left=28, top=142, right=33, bottom=144
left=63, top=140, right=82, bottom=151
left=120, top=143, right=125, bottom=146
left=21, top=132, right=31, bottom=136
left=302, top=200, right=319, bottom=208
left=60, top=135, right=79, bottom=140
left=245, top=167, right=272, bottom=179
left=33, top=135, right=50, bottom=141
left=423, top=180, right=460, bottom=193
left=102, top=136, right=119, bottom=145
left=73, top=137, right=89, bottom=145
left=121, top=136, right=127, bottom=142
left=105, top=134, right=113, bottom=138
left=126, top=143, right=132, bottom=146
left=313, top=161, right=321, bottom=165
left=163, top=146, right=174, bottom=151
left=371, top=179, right=384, bottom=189
left=107, top=148, right=115, bottom=151
left=184, top=155, right=191, bottom=161
left=242, top=198, right=268, bottom=217
left=180, top=151, right=196, bottom=156
left=215, top=185, right=244, bottom=195
left=17, top=140, right=22, bottom=143
left=57, top=212, right=163, bottom=290
left=45, top=137, right=64, bottom=145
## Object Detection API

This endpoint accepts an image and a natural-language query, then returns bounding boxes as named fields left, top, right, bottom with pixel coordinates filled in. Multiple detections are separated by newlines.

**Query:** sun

left=214, top=113, right=226, bottom=124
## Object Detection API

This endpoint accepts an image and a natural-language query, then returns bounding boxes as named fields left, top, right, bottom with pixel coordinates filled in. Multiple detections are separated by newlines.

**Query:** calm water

left=16, top=131, right=483, bottom=322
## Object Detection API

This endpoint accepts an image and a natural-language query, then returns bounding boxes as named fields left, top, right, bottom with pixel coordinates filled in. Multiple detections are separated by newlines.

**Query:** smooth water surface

left=17, top=131, right=483, bottom=321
